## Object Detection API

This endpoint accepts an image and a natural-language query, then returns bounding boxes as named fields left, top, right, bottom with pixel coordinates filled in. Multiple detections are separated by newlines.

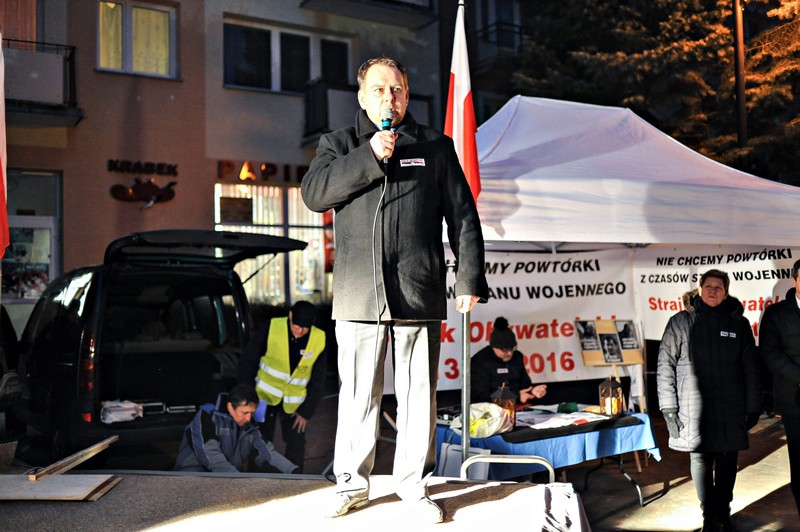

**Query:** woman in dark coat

left=657, top=269, right=761, bottom=532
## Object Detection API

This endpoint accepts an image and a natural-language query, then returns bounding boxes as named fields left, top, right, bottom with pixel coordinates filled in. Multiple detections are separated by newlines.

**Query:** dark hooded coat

left=470, top=345, right=533, bottom=404
left=759, top=287, right=800, bottom=415
left=657, top=290, right=760, bottom=452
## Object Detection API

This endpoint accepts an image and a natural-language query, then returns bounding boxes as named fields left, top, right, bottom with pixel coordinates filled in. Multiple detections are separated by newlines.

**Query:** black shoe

left=718, top=516, right=737, bottom=532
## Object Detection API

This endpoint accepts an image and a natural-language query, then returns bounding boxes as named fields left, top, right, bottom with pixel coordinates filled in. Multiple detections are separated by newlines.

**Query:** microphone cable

left=371, top=168, right=388, bottom=365
left=368, top=115, right=392, bottom=431
left=364, top=109, right=394, bottom=432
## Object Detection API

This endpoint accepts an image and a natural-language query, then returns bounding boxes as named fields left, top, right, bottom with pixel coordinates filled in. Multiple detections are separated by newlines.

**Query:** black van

left=12, top=229, right=306, bottom=459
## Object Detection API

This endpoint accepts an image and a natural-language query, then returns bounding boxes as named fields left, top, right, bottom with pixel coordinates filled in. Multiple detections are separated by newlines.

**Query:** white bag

left=436, top=441, right=491, bottom=479
left=100, top=400, right=144, bottom=423
left=451, top=402, right=514, bottom=438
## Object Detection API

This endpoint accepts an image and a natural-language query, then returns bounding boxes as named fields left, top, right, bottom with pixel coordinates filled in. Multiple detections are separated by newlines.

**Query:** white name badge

left=400, top=158, right=425, bottom=167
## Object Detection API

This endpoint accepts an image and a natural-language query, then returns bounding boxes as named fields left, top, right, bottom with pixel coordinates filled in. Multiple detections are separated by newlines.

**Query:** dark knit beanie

left=291, top=301, right=317, bottom=328
left=490, top=317, right=517, bottom=350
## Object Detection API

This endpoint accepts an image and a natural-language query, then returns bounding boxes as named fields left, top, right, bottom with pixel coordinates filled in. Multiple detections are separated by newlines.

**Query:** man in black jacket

left=302, top=56, right=488, bottom=523
left=759, top=258, right=800, bottom=516
left=470, top=316, right=547, bottom=404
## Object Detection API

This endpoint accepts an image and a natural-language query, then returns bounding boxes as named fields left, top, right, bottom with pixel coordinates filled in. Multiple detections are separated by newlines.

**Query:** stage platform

left=0, top=472, right=589, bottom=531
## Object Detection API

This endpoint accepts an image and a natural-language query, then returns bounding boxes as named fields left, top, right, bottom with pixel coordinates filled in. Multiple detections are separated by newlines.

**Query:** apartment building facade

left=2, top=0, right=524, bottom=331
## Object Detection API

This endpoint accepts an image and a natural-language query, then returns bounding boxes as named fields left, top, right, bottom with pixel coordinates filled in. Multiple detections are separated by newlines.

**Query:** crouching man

left=174, top=384, right=297, bottom=473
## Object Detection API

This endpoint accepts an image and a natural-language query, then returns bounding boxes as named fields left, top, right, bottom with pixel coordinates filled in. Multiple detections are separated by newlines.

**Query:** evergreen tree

left=703, top=1, right=800, bottom=184
left=512, top=0, right=800, bottom=184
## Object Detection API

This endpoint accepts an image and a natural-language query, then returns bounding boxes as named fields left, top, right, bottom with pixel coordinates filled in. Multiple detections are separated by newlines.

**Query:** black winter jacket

left=470, top=345, right=533, bottom=404
left=759, top=287, right=800, bottom=415
left=301, top=110, right=489, bottom=321
left=657, top=290, right=760, bottom=452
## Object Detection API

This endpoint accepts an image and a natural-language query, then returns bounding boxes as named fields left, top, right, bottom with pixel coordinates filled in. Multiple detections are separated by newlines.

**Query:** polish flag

left=0, top=34, right=10, bottom=259
left=444, top=0, right=480, bottom=203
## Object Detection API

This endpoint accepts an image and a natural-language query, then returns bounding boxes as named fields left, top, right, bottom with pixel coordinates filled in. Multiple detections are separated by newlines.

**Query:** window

left=26, top=271, right=92, bottom=367
left=478, top=0, right=521, bottom=50
left=98, top=1, right=177, bottom=78
left=214, top=183, right=330, bottom=306
left=280, top=33, right=310, bottom=93
left=321, top=39, right=349, bottom=87
left=223, top=21, right=350, bottom=92
left=223, top=24, right=270, bottom=89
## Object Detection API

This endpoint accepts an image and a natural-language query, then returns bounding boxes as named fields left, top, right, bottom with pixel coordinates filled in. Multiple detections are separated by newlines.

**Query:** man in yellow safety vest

left=238, top=301, right=327, bottom=473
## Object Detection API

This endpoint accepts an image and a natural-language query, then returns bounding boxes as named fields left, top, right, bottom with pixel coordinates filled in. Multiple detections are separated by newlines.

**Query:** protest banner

left=381, top=244, right=794, bottom=401
left=632, top=245, right=796, bottom=342
left=434, top=248, right=639, bottom=391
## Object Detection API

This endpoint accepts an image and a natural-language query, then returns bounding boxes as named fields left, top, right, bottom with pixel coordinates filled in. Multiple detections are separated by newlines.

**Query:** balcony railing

left=2, top=38, right=83, bottom=127
left=300, top=0, right=436, bottom=30
left=474, top=22, right=529, bottom=69
left=303, top=78, right=432, bottom=146
left=303, top=79, right=360, bottom=145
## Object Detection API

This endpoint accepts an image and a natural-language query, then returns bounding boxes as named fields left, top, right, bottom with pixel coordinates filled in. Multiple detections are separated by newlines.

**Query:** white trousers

left=333, top=320, right=440, bottom=501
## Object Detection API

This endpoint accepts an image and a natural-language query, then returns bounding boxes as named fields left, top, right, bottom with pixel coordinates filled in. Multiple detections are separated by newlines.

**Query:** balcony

left=303, top=79, right=360, bottom=146
left=303, top=78, right=431, bottom=147
left=472, top=22, right=529, bottom=82
left=300, top=0, right=437, bottom=30
left=2, top=38, right=84, bottom=127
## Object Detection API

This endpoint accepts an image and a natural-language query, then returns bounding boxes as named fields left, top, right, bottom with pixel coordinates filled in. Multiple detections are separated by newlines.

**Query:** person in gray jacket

left=174, top=384, right=297, bottom=474
left=657, top=269, right=760, bottom=532
left=301, top=56, right=488, bottom=523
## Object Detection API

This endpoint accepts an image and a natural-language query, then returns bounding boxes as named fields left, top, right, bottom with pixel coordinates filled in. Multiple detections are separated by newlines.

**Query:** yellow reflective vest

left=254, top=317, right=325, bottom=414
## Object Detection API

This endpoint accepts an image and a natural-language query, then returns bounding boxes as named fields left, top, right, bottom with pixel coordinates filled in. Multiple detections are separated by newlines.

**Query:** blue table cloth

left=435, top=413, right=662, bottom=480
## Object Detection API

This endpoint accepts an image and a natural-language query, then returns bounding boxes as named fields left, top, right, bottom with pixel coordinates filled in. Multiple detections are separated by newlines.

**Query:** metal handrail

left=473, top=22, right=529, bottom=67
left=459, top=453, right=556, bottom=483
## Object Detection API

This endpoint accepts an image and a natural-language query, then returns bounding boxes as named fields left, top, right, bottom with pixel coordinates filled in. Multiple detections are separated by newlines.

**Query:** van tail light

left=78, top=332, right=97, bottom=397
left=81, top=412, right=92, bottom=423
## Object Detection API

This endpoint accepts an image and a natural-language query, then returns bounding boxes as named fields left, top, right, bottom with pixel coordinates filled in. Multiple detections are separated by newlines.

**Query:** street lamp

left=733, top=0, right=747, bottom=147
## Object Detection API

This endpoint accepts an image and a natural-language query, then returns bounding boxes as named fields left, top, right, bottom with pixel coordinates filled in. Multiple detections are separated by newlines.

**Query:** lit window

left=214, top=183, right=330, bottom=306
left=98, top=1, right=177, bottom=78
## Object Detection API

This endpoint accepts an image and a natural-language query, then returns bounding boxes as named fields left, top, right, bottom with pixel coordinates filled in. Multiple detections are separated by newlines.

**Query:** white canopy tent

left=475, top=96, right=800, bottom=252
left=449, top=97, right=795, bottom=450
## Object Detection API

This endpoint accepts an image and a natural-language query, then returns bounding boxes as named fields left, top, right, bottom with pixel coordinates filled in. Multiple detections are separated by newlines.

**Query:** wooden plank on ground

left=28, top=436, right=119, bottom=481
left=0, top=474, right=117, bottom=501
left=86, top=476, right=122, bottom=501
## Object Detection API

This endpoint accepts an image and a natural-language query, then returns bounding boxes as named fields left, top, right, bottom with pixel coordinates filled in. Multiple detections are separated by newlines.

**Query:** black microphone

left=380, top=108, right=393, bottom=165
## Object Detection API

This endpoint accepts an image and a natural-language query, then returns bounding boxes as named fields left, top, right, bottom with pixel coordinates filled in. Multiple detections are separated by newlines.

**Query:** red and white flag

left=444, top=0, right=480, bottom=203
left=0, top=34, right=10, bottom=259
